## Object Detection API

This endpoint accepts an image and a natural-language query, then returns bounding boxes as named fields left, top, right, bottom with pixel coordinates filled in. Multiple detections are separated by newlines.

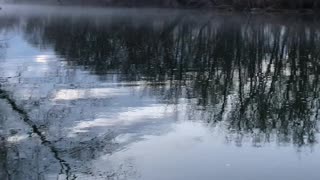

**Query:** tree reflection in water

left=0, top=9, right=320, bottom=179
left=22, top=14, right=320, bottom=147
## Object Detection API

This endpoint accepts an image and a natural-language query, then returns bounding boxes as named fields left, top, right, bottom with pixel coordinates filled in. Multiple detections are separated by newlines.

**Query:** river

left=0, top=5, right=320, bottom=180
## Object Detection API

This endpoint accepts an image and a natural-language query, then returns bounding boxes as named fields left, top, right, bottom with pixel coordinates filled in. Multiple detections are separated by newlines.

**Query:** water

left=0, top=5, right=320, bottom=180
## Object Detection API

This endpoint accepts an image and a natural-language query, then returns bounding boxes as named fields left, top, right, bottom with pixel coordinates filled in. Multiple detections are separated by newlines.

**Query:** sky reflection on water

left=0, top=5, right=320, bottom=180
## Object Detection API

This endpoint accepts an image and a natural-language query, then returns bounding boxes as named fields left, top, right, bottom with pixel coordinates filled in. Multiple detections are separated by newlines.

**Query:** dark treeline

left=5, top=0, right=320, bottom=9
left=18, top=14, right=320, bottom=147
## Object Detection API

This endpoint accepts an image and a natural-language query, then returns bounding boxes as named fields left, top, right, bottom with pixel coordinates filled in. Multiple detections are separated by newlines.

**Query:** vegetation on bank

left=3, top=0, right=320, bottom=11
left=209, top=0, right=320, bottom=9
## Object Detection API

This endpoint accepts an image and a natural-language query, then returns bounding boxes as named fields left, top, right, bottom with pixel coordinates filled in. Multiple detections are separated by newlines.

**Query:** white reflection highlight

left=35, top=55, right=50, bottom=63
left=7, top=134, right=29, bottom=143
left=69, top=105, right=175, bottom=136
left=53, top=88, right=127, bottom=101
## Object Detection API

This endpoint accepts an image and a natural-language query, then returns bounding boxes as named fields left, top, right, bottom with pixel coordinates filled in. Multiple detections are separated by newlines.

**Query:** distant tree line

left=6, top=0, right=320, bottom=9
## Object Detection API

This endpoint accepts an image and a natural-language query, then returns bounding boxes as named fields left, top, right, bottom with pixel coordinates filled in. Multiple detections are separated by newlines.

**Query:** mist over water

left=1, top=5, right=320, bottom=180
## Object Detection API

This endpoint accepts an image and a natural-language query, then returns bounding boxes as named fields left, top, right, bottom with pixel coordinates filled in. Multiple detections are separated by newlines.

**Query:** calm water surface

left=1, top=5, right=320, bottom=180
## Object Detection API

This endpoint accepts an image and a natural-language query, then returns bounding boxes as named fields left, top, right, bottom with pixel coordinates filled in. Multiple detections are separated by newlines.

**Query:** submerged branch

left=0, top=88, right=76, bottom=180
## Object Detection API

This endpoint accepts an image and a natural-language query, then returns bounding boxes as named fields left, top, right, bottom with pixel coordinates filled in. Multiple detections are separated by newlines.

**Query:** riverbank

left=1, top=3, right=319, bottom=15
left=214, top=6, right=317, bottom=14
left=0, top=2, right=318, bottom=14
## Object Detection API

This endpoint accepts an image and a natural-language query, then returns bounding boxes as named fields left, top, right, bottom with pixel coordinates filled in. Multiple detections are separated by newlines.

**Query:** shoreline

left=0, top=3, right=319, bottom=15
